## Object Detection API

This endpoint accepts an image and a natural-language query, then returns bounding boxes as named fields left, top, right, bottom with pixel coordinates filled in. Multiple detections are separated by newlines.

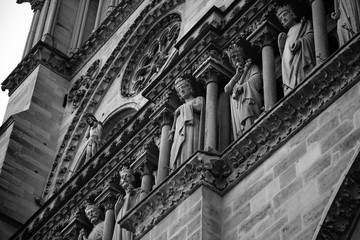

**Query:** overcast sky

left=0, top=2, right=33, bottom=123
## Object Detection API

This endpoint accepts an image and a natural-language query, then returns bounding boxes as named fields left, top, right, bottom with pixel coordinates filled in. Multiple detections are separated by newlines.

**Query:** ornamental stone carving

left=121, top=15, right=180, bottom=98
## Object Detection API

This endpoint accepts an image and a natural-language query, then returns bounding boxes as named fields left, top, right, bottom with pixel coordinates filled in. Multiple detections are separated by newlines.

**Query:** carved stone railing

left=120, top=32, right=360, bottom=239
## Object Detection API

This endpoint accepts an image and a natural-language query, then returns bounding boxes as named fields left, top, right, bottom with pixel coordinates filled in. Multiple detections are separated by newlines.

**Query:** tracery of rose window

left=121, top=15, right=180, bottom=97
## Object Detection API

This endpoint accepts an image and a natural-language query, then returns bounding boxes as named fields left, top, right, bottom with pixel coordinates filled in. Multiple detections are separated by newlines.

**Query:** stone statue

left=78, top=205, right=105, bottom=240
left=224, top=44, right=263, bottom=139
left=277, top=3, right=316, bottom=95
left=112, top=167, right=141, bottom=240
left=85, top=114, right=103, bottom=160
left=332, top=0, right=360, bottom=46
left=168, top=76, right=205, bottom=169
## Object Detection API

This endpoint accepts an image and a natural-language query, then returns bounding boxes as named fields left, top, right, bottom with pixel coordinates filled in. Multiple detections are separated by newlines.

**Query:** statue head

left=227, top=43, right=245, bottom=69
left=276, top=4, right=298, bottom=29
left=85, top=113, right=97, bottom=126
left=174, top=76, right=194, bottom=101
left=119, top=167, right=136, bottom=191
left=85, top=204, right=104, bottom=225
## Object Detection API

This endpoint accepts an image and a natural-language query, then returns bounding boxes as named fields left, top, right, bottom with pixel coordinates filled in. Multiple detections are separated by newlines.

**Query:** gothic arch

left=69, top=104, right=138, bottom=175
left=120, top=13, right=181, bottom=98
left=101, top=105, right=138, bottom=143
left=315, top=149, right=360, bottom=240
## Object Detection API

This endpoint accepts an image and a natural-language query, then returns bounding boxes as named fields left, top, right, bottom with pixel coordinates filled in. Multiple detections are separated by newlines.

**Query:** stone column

left=107, top=0, right=117, bottom=16
left=77, top=0, right=90, bottom=48
left=247, top=22, right=280, bottom=111
left=23, top=1, right=44, bottom=57
left=33, top=0, right=50, bottom=45
left=42, top=0, right=59, bottom=45
left=69, top=0, right=86, bottom=53
left=94, top=0, right=104, bottom=31
left=138, top=161, right=155, bottom=200
left=258, top=33, right=277, bottom=110
left=155, top=110, right=172, bottom=184
left=102, top=196, right=116, bottom=240
left=310, top=0, right=330, bottom=64
left=95, top=180, right=123, bottom=240
left=218, top=92, right=231, bottom=151
left=204, top=70, right=218, bottom=151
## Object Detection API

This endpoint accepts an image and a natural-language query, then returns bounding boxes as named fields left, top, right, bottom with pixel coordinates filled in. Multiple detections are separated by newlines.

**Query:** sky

left=0, top=2, right=33, bottom=124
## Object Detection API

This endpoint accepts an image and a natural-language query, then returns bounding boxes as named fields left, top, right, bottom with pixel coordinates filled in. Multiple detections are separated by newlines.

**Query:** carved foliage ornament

left=67, top=60, right=101, bottom=109
left=121, top=15, right=180, bottom=97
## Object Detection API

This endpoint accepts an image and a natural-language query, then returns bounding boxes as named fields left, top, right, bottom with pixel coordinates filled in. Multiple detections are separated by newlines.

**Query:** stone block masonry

left=0, top=65, right=68, bottom=239
left=221, top=82, right=360, bottom=240
left=140, top=186, right=222, bottom=240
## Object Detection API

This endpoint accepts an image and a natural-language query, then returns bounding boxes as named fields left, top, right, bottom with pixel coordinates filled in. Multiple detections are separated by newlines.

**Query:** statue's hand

left=331, top=10, right=340, bottom=20
left=278, top=32, right=286, bottom=55
left=235, top=63, right=244, bottom=75
left=290, top=40, right=301, bottom=53
left=78, top=229, right=86, bottom=240
left=233, top=85, right=243, bottom=99
left=244, top=58, right=252, bottom=69
left=224, top=82, right=233, bottom=94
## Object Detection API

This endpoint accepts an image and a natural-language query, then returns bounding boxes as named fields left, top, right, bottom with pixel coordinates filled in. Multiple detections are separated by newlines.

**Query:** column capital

left=131, top=151, right=158, bottom=177
left=247, top=20, right=281, bottom=49
left=30, top=0, right=45, bottom=11
left=138, top=160, right=157, bottom=177
left=95, top=182, right=123, bottom=211
left=192, top=49, right=234, bottom=83
left=61, top=209, right=93, bottom=239
left=151, top=107, right=174, bottom=127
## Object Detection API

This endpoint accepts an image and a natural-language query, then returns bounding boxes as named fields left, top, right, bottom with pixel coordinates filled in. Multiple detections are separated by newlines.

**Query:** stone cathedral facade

left=1, top=0, right=360, bottom=239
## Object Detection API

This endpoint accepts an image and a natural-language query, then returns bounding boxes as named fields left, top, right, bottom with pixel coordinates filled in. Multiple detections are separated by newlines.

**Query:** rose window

left=121, top=14, right=180, bottom=97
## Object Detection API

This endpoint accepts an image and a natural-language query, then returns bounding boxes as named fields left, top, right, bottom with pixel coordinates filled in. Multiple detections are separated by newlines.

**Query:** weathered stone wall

left=139, top=186, right=222, bottom=240
left=0, top=65, right=68, bottom=238
left=222, top=81, right=360, bottom=240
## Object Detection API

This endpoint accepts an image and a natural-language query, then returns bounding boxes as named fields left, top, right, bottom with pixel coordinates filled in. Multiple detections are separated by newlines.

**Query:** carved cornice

left=246, top=19, right=282, bottom=48
left=119, top=33, right=360, bottom=239
left=192, top=48, right=234, bottom=85
left=95, top=180, right=123, bottom=211
left=119, top=152, right=223, bottom=238
left=1, top=42, right=71, bottom=95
